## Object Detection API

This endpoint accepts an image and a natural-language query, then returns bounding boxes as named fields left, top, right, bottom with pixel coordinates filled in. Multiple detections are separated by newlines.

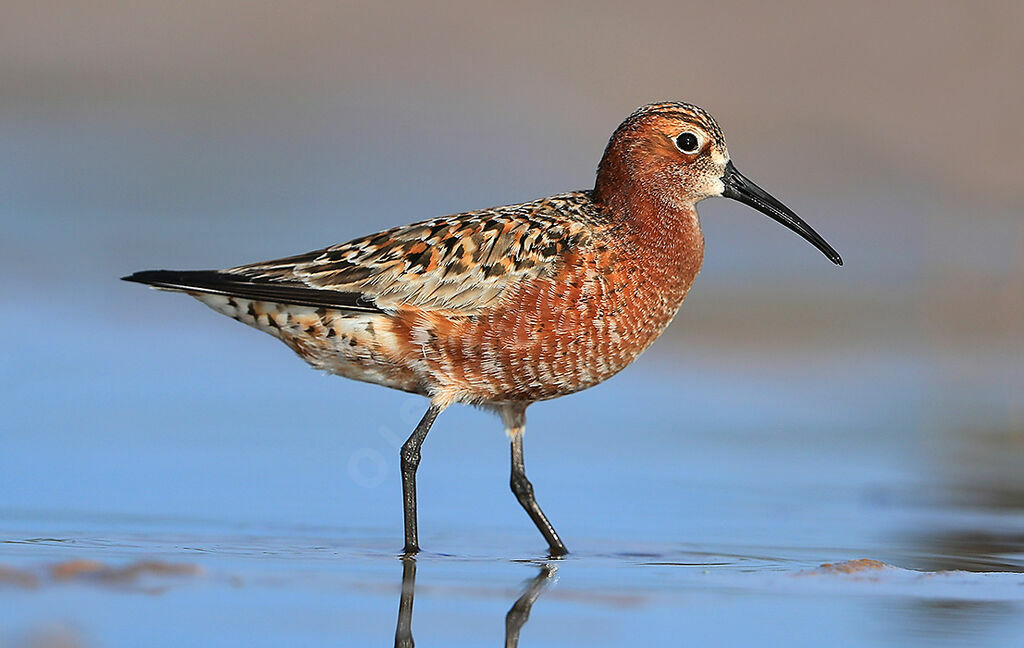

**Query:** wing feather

left=222, top=191, right=606, bottom=314
left=121, top=269, right=379, bottom=311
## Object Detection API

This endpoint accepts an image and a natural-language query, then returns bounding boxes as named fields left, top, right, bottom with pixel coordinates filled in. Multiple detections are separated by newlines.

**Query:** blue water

left=2, top=285, right=1023, bottom=646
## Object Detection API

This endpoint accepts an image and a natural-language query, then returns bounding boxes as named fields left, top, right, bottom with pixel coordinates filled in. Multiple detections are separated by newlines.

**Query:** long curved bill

left=721, top=161, right=843, bottom=266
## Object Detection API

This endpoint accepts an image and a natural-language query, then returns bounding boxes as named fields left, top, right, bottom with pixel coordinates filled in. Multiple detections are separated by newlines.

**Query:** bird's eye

left=675, top=131, right=700, bottom=153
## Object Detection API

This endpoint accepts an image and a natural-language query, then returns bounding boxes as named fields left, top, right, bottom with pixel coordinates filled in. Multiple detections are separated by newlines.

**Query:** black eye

left=675, top=132, right=700, bottom=153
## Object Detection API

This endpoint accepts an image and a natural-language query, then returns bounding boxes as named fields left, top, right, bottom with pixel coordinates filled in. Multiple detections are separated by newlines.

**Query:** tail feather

left=121, top=269, right=382, bottom=312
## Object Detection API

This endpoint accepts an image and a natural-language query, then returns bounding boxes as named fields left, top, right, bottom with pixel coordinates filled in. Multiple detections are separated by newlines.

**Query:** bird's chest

left=412, top=232, right=704, bottom=402
left=563, top=238, right=704, bottom=367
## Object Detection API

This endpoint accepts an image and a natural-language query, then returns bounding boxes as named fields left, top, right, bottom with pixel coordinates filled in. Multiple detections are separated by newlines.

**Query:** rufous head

left=595, top=102, right=842, bottom=265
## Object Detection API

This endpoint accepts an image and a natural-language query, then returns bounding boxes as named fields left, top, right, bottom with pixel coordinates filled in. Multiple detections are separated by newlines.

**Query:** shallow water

left=2, top=300, right=1023, bottom=646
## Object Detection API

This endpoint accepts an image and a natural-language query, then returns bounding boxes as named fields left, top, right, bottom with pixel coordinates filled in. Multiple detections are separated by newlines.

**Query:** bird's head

left=595, top=101, right=842, bottom=265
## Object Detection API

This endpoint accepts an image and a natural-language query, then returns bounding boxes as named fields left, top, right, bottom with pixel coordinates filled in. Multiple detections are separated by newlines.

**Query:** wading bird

left=124, top=102, right=842, bottom=556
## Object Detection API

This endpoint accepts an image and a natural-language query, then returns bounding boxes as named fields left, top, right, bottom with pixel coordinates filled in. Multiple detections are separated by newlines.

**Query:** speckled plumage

left=125, top=101, right=840, bottom=555
left=187, top=188, right=701, bottom=408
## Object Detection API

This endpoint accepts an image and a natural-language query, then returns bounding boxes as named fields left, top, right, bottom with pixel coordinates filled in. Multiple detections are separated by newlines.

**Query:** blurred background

left=2, top=2, right=1022, bottom=646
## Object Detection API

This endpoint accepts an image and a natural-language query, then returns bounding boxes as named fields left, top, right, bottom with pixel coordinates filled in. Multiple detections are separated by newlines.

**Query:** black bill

left=721, top=161, right=842, bottom=266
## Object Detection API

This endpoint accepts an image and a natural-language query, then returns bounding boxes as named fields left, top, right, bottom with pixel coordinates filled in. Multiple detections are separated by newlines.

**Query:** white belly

left=190, top=293, right=425, bottom=394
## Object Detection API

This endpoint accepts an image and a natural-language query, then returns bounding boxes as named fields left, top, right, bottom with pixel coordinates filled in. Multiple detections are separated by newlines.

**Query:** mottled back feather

left=225, top=191, right=608, bottom=313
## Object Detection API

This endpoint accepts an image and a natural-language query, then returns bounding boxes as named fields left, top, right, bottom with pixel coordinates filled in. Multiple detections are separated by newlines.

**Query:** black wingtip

left=121, top=269, right=218, bottom=288
left=120, top=268, right=383, bottom=313
left=121, top=270, right=161, bottom=284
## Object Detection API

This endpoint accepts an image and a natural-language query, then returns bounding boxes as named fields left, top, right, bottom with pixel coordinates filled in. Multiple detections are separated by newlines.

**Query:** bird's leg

left=509, top=430, right=568, bottom=557
left=394, top=557, right=416, bottom=648
left=401, top=404, right=443, bottom=555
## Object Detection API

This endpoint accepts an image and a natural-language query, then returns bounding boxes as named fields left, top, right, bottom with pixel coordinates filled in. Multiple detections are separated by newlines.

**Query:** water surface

left=2, top=309, right=1022, bottom=646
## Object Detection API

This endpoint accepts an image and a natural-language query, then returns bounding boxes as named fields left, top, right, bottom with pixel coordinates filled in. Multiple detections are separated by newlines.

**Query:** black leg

left=394, top=557, right=416, bottom=648
left=504, top=564, right=556, bottom=647
left=401, top=405, right=443, bottom=555
left=510, top=433, right=568, bottom=556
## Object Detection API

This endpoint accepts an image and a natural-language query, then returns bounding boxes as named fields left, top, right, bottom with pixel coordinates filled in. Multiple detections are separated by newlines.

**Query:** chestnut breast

left=406, top=210, right=705, bottom=403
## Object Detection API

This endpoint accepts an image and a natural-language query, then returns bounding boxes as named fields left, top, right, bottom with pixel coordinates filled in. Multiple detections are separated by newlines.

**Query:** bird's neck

left=593, top=171, right=705, bottom=291
left=589, top=172, right=705, bottom=354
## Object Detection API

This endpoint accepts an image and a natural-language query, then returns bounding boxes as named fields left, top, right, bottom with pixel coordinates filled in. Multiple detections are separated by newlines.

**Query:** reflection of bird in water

left=504, top=564, right=556, bottom=648
left=124, top=102, right=841, bottom=556
left=394, top=559, right=416, bottom=648
left=394, top=558, right=556, bottom=648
